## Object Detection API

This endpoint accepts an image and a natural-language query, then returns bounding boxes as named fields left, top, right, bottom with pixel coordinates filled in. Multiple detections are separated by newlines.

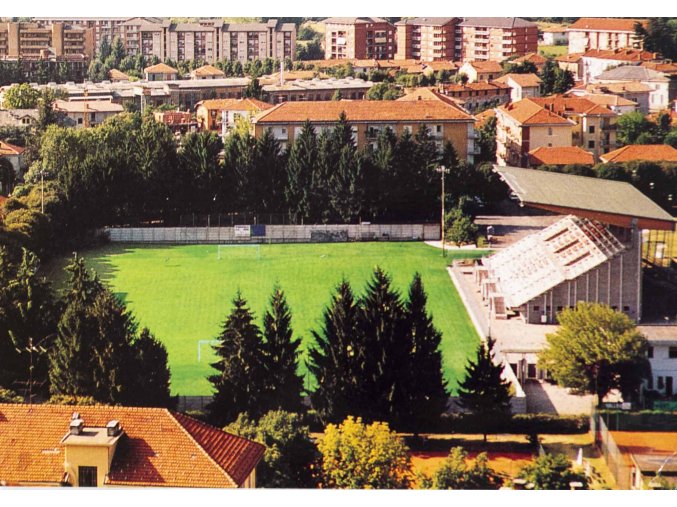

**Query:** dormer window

left=78, top=466, right=97, bottom=487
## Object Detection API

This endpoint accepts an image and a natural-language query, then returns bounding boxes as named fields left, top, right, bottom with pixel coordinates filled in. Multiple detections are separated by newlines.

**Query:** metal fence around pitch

left=593, top=413, right=631, bottom=490
left=104, top=223, right=440, bottom=244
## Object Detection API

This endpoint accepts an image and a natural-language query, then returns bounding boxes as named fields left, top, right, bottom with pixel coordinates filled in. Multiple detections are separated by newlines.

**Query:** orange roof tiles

left=465, top=60, right=504, bottom=73
left=144, top=62, right=178, bottom=74
left=530, top=95, right=616, bottom=116
left=513, top=52, right=548, bottom=65
left=498, top=99, right=573, bottom=126
left=494, top=73, right=542, bottom=88
left=582, top=48, right=660, bottom=62
left=108, top=69, right=130, bottom=81
left=442, top=81, right=510, bottom=93
left=197, top=98, right=273, bottom=112
left=568, top=18, right=647, bottom=32
left=0, top=140, right=25, bottom=156
left=556, top=53, right=584, bottom=63
left=474, top=108, right=496, bottom=128
left=528, top=146, right=595, bottom=166
left=254, top=99, right=474, bottom=124
left=192, top=64, right=225, bottom=77
left=397, top=88, right=469, bottom=113
left=600, top=144, right=677, bottom=163
left=0, top=404, right=265, bottom=488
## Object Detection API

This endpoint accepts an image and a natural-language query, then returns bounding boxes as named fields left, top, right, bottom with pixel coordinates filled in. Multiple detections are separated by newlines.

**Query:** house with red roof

left=567, top=18, right=647, bottom=54
left=252, top=99, right=477, bottom=162
left=528, top=146, right=595, bottom=167
left=495, top=98, right=575, bottom=167
left=0, top=140, right=26, bottom=193
left=0, top=404, right=265, bottom=488
left=493, top=73, right=542, bottom=102
left=599, top=144, right=677, bottom=164
left=458, top=60, right=504, bottom=83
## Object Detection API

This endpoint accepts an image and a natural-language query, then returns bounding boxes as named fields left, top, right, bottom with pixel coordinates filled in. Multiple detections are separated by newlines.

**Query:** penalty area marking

left=197, top=340, right=220, bottom=362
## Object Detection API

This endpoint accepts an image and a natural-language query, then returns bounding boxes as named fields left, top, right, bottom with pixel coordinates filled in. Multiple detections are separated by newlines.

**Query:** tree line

left=1, top=111, right=502, bottom=259
left=0, top=248, right=172, bottom=407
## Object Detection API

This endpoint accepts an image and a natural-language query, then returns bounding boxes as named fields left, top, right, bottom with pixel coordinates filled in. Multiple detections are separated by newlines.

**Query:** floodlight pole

left=436, top=165, right=450, bottom=257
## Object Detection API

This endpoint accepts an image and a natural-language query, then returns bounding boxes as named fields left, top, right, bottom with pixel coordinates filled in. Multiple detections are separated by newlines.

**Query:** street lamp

left=435, top=165, right=450, bottom=257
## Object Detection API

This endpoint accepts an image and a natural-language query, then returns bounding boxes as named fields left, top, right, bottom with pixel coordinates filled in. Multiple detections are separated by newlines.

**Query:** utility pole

left=435, top=165, right=450, bottom=257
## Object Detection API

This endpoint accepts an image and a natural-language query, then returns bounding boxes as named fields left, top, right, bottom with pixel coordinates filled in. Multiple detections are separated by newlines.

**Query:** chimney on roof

left=106, top=420, right=121, bottom=437
left=69, top=418, right=84, bottom=435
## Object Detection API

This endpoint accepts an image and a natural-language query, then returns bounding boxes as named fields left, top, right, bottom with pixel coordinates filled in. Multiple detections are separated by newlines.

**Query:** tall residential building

left=456, top=17, right=538, bottom=62
left=567, top=18, right=645, bottom=54
left=33, top=17, right=127, bottom=50
left=119, top=18, right=295, bottom=64
left=0, top=21, right=94, bottom=60
left=323, top=17, right=396, bottom=60
left=394, top=17, right=459, bottom=62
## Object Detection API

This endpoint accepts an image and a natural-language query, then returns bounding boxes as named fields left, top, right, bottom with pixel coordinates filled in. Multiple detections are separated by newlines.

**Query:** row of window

left=647, top=346, right=677, bottom=359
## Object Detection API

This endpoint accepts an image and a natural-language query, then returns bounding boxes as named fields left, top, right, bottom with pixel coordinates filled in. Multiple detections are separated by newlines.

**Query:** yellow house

left=196, top=98, right=274, bottom=136
left=0, top=404, right=264, bottom=488
left=496, top=98, right=574, bottom=167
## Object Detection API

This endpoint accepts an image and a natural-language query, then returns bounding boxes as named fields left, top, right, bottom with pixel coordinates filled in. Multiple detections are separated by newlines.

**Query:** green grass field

left=47, top=243, right=487, bottom=396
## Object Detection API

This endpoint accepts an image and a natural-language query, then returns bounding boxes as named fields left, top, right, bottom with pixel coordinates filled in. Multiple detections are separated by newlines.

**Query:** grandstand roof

left=483, top=215, right=626, bottom=308
left=493, top=165, right=676, bottom=231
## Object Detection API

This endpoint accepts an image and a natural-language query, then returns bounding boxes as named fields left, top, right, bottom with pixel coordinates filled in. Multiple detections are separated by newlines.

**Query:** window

left=548, top=127, right=553, bottom=136
left=403, top=125, right=412, bottom=135
left=647, top=346, right=654, bottom=359
left=78, top=118, right=83, bottom=124
left=588, top=125, right=595, bottom=134
left=588, top=140, right=595, bottom=149
left=527, top=363, right=537, bottom=378
left=533, top=305, right=540, bottom=312
left=658, top=376, right=665, bottom=389
left=436, top=125, right=442, bottom=133
left=669, top=347, right=677, bottom=359
left=623, top=306, right=630, bottom=312
left=78, top=466, right=97, bottom=487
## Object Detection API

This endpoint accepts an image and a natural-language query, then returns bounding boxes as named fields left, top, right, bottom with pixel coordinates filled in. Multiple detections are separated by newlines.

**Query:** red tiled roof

left=568, top=18, right=647, bottom=33
left=464, top=60, right=504, bottom=73
left=144, top=63, right=178, bottom=74
left=192, top=64, right=225, bottom=77
left=556, top=53, right=584, bottom=63
left=108, top=69, right=130, bottom=81
left=582, top=48, right=660, bottom=62
left=600, top=144, right=677, bottom=163
left=513, top=52, right=548, bottom=65
left=196, top=98, right=273, bottom=112
left=254, top=99, right=474, bottom=124
left=0, top=140, right=25, bottom=156
left=442, top=81, right=510, bottom=93
left=493, top=73, right=542, bottom=88
left=474, top=108, right=496, bottom=128
left=397, top=87, right=468, bottom=112
left=0, top=404, right=264, bottom=488
left=528, top=146, right=595, bottom=166
left=530, top=95, right=616, bottom=116
left=498, top=99, right=573, bottom=126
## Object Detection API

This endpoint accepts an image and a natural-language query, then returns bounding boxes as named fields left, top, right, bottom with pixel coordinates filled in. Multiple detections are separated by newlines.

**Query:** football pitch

left=51, top=242, right=487, bottom=395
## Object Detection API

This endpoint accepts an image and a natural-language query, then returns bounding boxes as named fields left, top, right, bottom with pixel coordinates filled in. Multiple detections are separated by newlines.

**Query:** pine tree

left=457, top=337, right=512, bottom=440
left=261, top=287, right=304, bottom=413
left=127, top=328, right=173, bottom=408
left=401, top=273, right=448, bottom=430
left=253, top=129, right=286, bottom=214
left=207, top=292, right=268, bottom=427
left=358, top=267, right=409, bottom=423
left=308, top=280, right=364, bottom=424
left=49, top=256, right=136, bottom=404
left=285, top=120, right=317, bottom=224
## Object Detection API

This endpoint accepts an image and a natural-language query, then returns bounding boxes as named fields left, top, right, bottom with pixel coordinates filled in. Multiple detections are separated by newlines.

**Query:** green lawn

left=539, top=44, right=569, bottom=58
left=47, top=242, right=486, bottom=396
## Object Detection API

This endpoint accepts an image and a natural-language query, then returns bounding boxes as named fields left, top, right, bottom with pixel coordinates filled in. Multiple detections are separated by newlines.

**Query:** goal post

left=197, top=340, right=220, bottom=362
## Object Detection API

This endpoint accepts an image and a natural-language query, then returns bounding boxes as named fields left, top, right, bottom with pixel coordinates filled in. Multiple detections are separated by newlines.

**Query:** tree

left=445, top=206, right=479, bottom=246
left=285, top=120, right=317, bottom=223
left=243, top=77, right=263, bottom=99
left=635, top=18, right=677, bottom=61
left=308, top=280, right=364, bottom=424
left=517, top=453, right=588, bottom=490
left=400, top=274, right=448, bottom=431
left=317, top=416, right=413, bottom=489
left=553, top=67, right=575, bottom=94
left=617, top=112, right=654, bottom=146
left=207, top=291, right=268, bottom=427
left=2, top=83, right=41, bottom=109
left=357, top=267, right=409, bottom=423
left=49, top=255, right=136, bottom=404
left=126, top=328, right=173, bottom=408
left=425, top=447, right=502, bottom=489
left=179, top=131, right=223, bottom=212
left=538, top=303, right=650, bottom=405
left=539, top=60, right=573, bottom=96
left=261, top=287, right=304, bottom=413
left=0, top=386, right=23, bottom=403
left=225, top=410, right=317, bottom=488
left=476, top=115, right=497, bottom=164
left=457, top=337, right=512, bottom=440
left=0, top=158, right=14, bottom=196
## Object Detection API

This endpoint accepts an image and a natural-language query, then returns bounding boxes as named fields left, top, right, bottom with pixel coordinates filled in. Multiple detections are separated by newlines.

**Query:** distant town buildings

left=394, top=17, right=459, bottom=62
left=567, top=18, right=646, bottom=54
left=0, top=21, right=94, bottom=60
left=457, top=17, right=538, bottom=62
left=323, top=17, right=396, bottom=60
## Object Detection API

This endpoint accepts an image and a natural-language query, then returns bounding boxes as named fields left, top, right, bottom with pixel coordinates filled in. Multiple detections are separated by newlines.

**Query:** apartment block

left=119, top=18, right=295, bottom=64
left=495, top=99, right=574, bottom=167
left=567, top=18, right=645, bottom=54
left=252, top=99, right=476, bottom=161
left=456, top=17, right=538, bottom=62
left=323, top=17, right=396, bottom=60
left=0, top=21, right=94, bottom=60
left=34, top=17, right=127, bottom=50
left=394, top=17, right=459, bottom=62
